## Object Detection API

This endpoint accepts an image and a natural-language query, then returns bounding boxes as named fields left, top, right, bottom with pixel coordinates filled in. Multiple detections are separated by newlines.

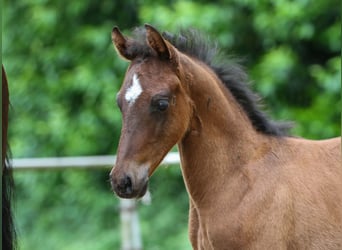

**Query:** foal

left=109, top=25, right=342, bottom=249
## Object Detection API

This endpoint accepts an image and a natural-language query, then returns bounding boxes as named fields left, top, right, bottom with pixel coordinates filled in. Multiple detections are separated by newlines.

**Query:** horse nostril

left=118, top=175, right=133, bottom=195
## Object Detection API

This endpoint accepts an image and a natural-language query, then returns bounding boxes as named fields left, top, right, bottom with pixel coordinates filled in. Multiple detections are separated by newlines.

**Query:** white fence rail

left=12, top=152, right=180, bottom=170
left=11, top=152, right=181, bottom=250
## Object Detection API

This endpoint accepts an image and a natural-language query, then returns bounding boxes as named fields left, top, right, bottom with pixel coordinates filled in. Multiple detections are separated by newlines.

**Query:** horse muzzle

left=109, top=162, right=149, bottom=199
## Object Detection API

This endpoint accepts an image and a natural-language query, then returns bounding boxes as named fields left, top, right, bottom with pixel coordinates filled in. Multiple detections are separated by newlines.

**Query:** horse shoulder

left=227, top=136, right=342, bottom=248
left=277, top=137, right=342, bottom=248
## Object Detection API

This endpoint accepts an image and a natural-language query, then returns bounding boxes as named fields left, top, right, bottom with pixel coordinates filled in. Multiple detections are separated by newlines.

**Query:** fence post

left=120, top=198, right=142, bottom=250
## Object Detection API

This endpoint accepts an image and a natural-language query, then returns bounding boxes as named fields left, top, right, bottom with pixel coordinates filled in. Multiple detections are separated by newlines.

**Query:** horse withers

left=109, top=25, right=342, bottom=249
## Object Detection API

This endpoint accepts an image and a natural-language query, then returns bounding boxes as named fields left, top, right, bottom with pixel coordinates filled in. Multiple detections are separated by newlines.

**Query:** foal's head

left=110, top=25, right=192, bottom=198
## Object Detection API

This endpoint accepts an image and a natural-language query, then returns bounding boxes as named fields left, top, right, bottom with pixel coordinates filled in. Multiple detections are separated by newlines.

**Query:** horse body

left=109, top=25, right=342, bottom=249
left=182, top=135, right=342, bottom=249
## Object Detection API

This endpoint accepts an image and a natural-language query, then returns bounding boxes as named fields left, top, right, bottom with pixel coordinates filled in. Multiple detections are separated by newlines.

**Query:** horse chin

left=136, top=181, right=148, bottom=198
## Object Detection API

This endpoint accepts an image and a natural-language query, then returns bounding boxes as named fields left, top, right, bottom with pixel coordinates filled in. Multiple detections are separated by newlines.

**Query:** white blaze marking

left=125, top=74, right=143, bottom=106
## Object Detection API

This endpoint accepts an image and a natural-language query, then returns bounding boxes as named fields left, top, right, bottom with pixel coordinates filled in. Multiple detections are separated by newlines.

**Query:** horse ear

left=111, top=26, right=135, bottom=61
left=145, top=24, right=175, bottom=60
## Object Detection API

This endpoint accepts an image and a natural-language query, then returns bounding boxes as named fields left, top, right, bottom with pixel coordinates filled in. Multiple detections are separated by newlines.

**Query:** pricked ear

left=111, top=26, right=135, bottom=60
left=145, top=24, right=175, bottom=60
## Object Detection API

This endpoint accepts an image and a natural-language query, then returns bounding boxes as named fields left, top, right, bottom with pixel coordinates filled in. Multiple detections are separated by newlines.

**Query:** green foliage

left=4, top=0, right=136, bottom=157
left=3, top=0, right=340, bottom=249
left=14, top=170, right=120, bottom=250
left=13, top=167, right=189, bottom=250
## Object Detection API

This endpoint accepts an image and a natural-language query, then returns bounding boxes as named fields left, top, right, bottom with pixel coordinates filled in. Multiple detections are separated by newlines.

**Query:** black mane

left=131, top=27, right=291, bottom=136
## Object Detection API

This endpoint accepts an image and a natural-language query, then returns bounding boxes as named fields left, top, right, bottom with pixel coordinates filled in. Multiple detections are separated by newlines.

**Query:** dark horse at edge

left=2, top=65, right=17, bottom=250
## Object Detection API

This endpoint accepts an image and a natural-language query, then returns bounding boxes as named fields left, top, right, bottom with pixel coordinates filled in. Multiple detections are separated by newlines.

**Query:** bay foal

left=109, top=25, right=342, bottom=249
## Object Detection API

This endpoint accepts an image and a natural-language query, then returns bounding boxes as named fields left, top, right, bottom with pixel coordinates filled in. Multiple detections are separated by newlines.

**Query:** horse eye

left=156, top=99, right=169, bottom=111
left=152, top=98, right=169, bottom=112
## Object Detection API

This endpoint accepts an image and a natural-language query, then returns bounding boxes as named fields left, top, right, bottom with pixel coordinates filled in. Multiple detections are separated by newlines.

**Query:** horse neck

left=177, top=56, right=267, bottom=206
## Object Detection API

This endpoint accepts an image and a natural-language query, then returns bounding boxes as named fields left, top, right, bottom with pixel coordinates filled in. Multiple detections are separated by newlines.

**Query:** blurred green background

left=2, top=0, right=340, bottom=249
